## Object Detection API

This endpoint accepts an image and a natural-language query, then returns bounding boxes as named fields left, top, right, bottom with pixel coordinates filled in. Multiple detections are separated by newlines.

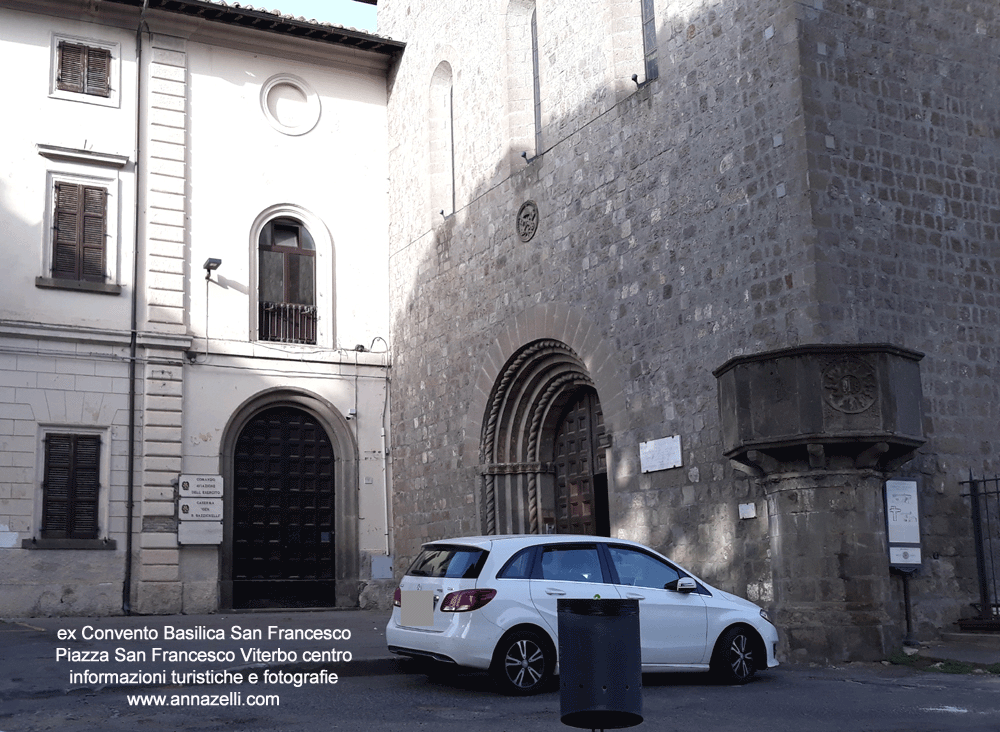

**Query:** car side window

left=608, top=546, right=680, bottom=590
left=497, top=547, right=535, bottom=579
left=539, top=545, right=603, bottom=583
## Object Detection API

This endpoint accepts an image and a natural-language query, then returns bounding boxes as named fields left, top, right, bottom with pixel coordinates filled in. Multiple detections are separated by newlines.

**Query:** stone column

left=715, top=344, right=925, bottom=662
left=764, top=469, right=893, bottom=661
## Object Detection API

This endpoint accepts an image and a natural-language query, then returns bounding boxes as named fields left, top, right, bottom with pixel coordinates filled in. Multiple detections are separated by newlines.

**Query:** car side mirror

left=673, top=577, right=697, bottom=593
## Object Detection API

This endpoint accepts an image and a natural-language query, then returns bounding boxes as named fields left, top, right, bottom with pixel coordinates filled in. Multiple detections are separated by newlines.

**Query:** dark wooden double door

left=553, top=390, right=610, bottom=536
left=232, top=406, right=336, bottom=608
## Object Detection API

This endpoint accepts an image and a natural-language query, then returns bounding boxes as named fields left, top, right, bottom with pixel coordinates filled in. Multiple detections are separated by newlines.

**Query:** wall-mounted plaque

left=178, top=521, right=223, bottom=545
left=639, top=435, right=682, bottom=473
left=178, top=498, right=223, bottom=522
left=179, top=474, right=223, bottom=497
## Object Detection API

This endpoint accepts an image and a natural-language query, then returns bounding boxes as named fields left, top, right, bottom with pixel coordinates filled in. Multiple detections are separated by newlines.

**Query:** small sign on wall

left=179, top=474, right=223, bottom=497
left=178, top=521, right=223, bottom=545
left=179, top=498, right=223, bottom=521
left=885, top=479, right=921, bottom=570
left=639, top=435, right=682, bottom=473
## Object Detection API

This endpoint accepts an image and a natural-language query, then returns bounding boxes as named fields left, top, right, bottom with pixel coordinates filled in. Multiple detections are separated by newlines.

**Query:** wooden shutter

left=42, top=435, right=101, bottom=540
left=81, top=186, right=107, bottom=279
left=57, top=42, right=111, bottom=97
left=86, top=47, right=111, bottom=97
left=57, top=42, right=85, bottom=93
left=52, top=183, right=106, bottom=281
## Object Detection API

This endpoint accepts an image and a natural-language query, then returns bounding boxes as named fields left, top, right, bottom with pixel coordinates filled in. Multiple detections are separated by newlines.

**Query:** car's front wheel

left=711, top=626, right=759, bottom=684
left=490, top=628, right=554, bottom=695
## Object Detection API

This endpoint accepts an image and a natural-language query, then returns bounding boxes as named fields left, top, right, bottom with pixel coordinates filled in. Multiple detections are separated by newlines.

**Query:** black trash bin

left=557, top=598, right=642, bottom=730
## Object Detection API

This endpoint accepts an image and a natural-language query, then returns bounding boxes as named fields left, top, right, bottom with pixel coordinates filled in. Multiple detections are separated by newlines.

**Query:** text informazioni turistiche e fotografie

left=52, top=623, right=354, bottom=708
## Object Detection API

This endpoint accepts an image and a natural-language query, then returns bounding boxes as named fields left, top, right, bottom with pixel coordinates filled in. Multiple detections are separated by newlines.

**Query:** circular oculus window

left=260, top=74, right=321, bottom=136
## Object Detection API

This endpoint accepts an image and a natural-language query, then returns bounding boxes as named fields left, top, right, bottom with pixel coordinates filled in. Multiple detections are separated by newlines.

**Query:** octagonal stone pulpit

left=714, top=344, right=925, bottom=662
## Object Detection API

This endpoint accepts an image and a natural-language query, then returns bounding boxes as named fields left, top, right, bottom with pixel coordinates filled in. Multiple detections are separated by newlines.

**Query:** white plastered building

left=0, top=0, right=401, bottom=615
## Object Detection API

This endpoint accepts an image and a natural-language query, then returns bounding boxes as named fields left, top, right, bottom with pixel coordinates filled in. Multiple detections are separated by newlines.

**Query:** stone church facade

left=380, top=0, right=999, bottom=661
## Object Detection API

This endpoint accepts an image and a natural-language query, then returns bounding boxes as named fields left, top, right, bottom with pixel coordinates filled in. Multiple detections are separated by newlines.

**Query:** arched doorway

left=552, top=388, right=609, bottom=536
left=231, top=406, right=336, bottom=608
left=480, top=340, right=610, bottom=536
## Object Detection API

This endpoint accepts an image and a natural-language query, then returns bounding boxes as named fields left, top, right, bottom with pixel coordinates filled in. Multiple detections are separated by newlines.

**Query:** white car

left=386, top=534, right=779, bottom=694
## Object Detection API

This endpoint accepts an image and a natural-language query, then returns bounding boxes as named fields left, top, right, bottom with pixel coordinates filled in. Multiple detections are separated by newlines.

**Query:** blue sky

left=265, top=0, right=376, bottom=31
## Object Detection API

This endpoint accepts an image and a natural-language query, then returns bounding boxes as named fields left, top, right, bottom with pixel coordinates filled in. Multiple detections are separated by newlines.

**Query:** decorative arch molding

left=469, top=303, right=628, bottom=534
left=248, top=203, right=336, bottom=348
left=218, top=387, right=359, bottom=608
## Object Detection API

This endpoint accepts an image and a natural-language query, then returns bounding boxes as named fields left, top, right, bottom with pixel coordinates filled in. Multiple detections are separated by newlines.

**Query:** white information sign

left=639, top=435, right=682, bottom=473
left=889, top=546, right=922, bottom=565
left=885, top=479, right=921, bottom=568
left=178, top=521, right=223, bottom=545
left=179, top=474, right=223, bottom=497
left=885, top=480, right=920, bottom=544
left=178, top=498, right=223, bottom=522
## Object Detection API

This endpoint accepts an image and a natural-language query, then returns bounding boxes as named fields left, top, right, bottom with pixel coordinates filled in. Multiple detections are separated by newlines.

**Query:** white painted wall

left=0, top=7, right=137, bottom=329
left=0, top=1, right=395, bottom=615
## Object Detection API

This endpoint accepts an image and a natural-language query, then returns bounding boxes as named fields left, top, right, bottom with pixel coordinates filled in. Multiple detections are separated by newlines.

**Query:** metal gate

left=960, top=474, right=1000, bottom=630
left=232, top=406, right=336, bottom=609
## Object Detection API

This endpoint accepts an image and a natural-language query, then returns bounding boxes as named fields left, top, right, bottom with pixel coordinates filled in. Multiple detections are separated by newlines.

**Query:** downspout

left=123, top=3, right=150, bottom=615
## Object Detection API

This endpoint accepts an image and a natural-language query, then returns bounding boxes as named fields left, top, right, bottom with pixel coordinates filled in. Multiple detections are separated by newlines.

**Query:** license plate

left=400, top=590, right=435, bottom=627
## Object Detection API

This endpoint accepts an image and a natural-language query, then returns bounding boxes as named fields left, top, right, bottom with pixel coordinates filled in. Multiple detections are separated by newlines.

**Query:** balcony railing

left=259, top=301, right=317, bottom=344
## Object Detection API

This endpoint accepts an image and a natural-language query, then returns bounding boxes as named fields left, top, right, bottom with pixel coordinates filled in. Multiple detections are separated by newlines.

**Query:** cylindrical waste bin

left=557, top=598, right=642, bottom=729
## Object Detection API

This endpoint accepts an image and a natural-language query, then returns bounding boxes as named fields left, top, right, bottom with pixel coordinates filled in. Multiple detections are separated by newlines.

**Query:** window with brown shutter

left=258, top=217, right=318, bottom=344
left=52, top=182, right=107, bottom=281
left=41, top=434, right=101, bottom=541
left=57, top=42, right=111, bottom=97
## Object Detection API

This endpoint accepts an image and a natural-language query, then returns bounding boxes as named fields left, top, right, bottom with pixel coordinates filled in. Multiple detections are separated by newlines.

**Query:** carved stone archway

left=480, top=339, right=608, bottom=535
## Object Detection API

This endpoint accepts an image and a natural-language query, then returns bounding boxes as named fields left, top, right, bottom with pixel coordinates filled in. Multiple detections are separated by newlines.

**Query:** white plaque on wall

left=178, top=521, right=223, bottom=545
left=639, top=435, right=682, bottom=473
left=889, top=546, right=922, bottom=565
left=178, top=498, right=223, bottom=521
left=179, top=474, right=223, bottom=497
left=885, top=480, right=920, bottom=544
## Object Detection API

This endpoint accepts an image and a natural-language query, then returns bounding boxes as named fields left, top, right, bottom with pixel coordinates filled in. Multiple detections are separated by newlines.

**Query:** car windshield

left=407, top=545, right=487, bottom=578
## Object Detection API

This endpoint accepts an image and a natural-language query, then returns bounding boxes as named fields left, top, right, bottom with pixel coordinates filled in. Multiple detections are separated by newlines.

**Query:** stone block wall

left=797, top=0, right=1000, bottom=632
left=383, top=0, right=999, bottom=646
left=383, top=0, right=810, bottom=601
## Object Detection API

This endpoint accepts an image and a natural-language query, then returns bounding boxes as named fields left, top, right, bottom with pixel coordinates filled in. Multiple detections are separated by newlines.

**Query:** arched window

left=505, top=1, right=541, bottom=161
left=429, top=61, right=455, bottom=217
left=640, top=0, right=658, bottom=81
left=258, top=216, right=317, bottom=344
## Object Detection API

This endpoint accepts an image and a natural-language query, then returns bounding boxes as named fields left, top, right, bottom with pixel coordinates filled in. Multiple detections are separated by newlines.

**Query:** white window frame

left=38, top=168, right=121, bottom=290
left=49, top=33, right=121, bottom=108
left=248, top=204, right=336, bottom=350
left=31, top=425, right=113, bottom=545
left=36, top=145, right=127, bottom=292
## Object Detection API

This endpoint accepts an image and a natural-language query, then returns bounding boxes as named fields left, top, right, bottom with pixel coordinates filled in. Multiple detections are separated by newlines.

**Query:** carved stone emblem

left=516, top=200, right=539, bottom=242
left=822, top=357, right=877, bottom=413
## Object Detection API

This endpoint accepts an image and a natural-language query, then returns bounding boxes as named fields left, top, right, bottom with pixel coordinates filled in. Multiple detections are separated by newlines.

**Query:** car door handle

left=624, top=592, right=645, bottom=600
left=544, top=588, right=567, bottom=596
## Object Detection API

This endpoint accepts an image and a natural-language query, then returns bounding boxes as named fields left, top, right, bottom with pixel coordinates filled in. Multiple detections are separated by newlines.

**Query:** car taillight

left=440, top=588, right=496, bottom=612
left=393, top=587, right=401, bottom=607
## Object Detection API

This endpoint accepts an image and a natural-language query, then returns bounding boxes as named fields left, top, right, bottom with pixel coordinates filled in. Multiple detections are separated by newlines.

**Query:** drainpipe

left=123, top=4, right=149, bottom=615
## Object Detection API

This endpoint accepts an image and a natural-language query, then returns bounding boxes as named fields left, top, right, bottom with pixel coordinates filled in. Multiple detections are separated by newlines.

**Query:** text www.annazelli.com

left=127, top=692, right=280, bottom=707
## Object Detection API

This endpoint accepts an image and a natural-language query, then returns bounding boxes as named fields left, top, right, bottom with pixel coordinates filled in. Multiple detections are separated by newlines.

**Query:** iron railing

left=960, top=473, right=1000, bottom=629
left=259, top=301, right=317, bottom=345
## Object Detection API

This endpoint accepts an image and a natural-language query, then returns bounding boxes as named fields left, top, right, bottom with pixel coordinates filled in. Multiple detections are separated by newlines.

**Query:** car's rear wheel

left=490, top=628, right=554, bottom=695
left=711, top=626, right=759, bottom=684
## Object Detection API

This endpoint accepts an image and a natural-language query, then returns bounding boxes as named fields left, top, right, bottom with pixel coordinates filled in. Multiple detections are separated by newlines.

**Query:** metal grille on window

left=258, top=218, right=317, bottom=344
